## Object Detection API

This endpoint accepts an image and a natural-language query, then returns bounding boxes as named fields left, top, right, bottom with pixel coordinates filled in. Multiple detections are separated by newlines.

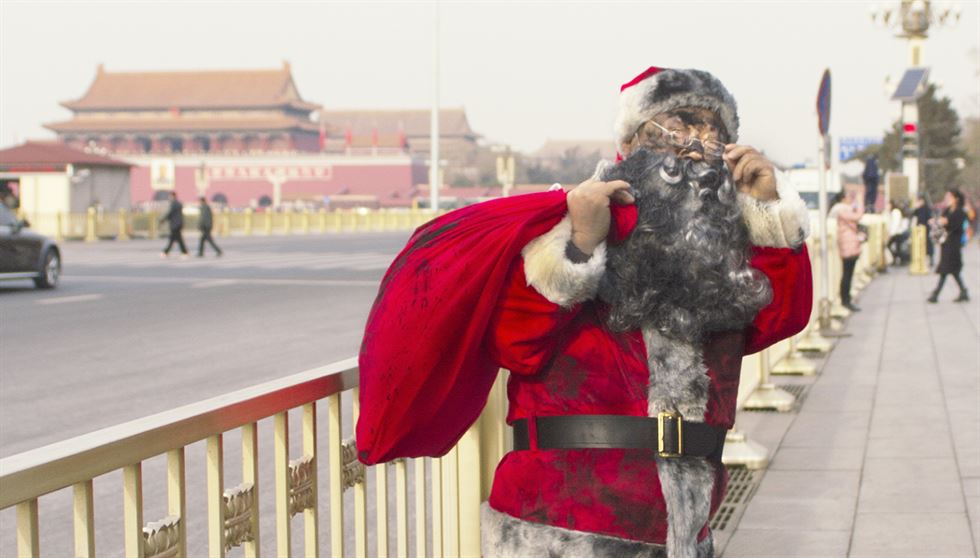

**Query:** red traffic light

left=903, top=123, right=917, bottom=133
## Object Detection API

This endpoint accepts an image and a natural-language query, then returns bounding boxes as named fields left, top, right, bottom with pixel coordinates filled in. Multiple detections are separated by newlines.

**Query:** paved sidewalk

left=722, top=243, right=979, bottom=557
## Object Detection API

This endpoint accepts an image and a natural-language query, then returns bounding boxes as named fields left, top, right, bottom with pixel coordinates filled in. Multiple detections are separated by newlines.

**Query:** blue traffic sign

left=839, top=137, right=882, bottom=161
left=816, top=69, right=831, bottom=136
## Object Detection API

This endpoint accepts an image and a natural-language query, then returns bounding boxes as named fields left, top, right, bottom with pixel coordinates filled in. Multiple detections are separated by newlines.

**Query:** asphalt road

left=1, top=231, right=411, bottom=457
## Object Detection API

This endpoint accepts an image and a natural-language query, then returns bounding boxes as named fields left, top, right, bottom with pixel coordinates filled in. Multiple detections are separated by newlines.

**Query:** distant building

left=320, top=108, right=482, bottom=183
left=530, top=139, right=617, bottom=170
left=0, top=141, right=131, bottom=235
left=45, top=62, right=322, bottom=155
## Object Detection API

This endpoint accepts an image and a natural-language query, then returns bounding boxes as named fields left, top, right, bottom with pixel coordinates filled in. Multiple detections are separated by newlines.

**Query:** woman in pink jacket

left=829, top=190, right=865, bottom=311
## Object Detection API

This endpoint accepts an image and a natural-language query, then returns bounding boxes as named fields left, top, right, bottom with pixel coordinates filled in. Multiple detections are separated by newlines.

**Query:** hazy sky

left=1, top=0, right=977, bottom=166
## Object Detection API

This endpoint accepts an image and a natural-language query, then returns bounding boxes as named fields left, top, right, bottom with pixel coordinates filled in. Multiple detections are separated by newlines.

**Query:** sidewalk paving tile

left=769, top=447, right=865, bottom=471
left=754, top=471, right=860, bottom=500
left=849, top=512, right=975, bottom=557
left=782, top=411, right=870, bottom=449
left=737, top=498, right=857, bottom=532
left=858, top=458, right=965, bottom=513
left=725, top=244, right=979, bottom=558
left=865, top=435, right=954, bottom=459
left=723, top=529, right=850, bottom=557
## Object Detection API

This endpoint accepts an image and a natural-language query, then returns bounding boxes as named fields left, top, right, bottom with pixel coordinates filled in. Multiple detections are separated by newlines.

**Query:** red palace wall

left=129, top=159, right=425, bottom=207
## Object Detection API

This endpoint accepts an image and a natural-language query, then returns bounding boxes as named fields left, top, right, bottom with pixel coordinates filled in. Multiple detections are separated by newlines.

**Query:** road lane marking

left=65, top=275, right=379, bottom=287
left=36, top=294, right=104, bottom=305
left=191, top=279, right=240, bottom=289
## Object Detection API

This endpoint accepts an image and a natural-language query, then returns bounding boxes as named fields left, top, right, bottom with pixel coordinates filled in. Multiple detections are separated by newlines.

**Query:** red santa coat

left=481, top=173, right=813, bottom=551
left=356, top=172, right=813, bottom=553
left=484, top=239, right=812, bottom=546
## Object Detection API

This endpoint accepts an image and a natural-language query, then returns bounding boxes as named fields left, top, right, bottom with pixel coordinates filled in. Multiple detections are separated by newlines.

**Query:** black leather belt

left=513, top=414, right=726, bottom=460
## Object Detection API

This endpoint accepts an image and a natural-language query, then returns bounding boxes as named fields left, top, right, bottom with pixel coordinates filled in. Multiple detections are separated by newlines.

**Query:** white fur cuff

left=521, top=216, right=606, bottom=308
left=737, top=171, right=810, bottom=248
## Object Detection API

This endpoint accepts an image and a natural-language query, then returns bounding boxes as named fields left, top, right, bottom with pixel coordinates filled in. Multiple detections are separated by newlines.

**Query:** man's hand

left=723, top=144, right=777, bottom=201
left=567, top=178, right=634, bottom=255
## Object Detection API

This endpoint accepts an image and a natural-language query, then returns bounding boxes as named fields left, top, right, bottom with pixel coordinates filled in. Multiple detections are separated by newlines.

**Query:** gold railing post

left=149, top=212, right=158, bottom=240
left=284, top=211, right=293, bottom=235
left=742, top=348, right=795, bottom=411
left=168, top=448, right=187, bottom=558
left=207, top=435, right=226, bottom=558
left=909, top=224, right=929, bottom=274
left=264, top=212, right=273, bottom=236
left=123, top=463, right=145, bottom=558
left=56, top=212, right=64, bottom=240
left=302, top=209, right=311, bottom=235
left=118, top=209, right=130, bottom=241
left=274, top=412, right=291, bottom=558
left=415, top=459, right=428, bottom=558
left=771, top=336, right=817, bottom=375
left=351, top=390, right=368, bottom=557
left=431, top=457, right=443, bottom=558
left=318, top=208, right=327, bottom=233
left=302, top=403, right=319, bottom=558
left=443, top=447, right=461, bottom=557
left=457, top=426, right=482, bottom=556
left=241, top=423, right=260, bottom=558
left=17, top=499, right=40, bottom=558
left=221, top=209, right=231, bottom=238
left=244, top=208, right=254, bottom=236
left=85, top=207, right=97, bottom=242
left=375, top=462, right=389, bottom=557
left=876, top=222, right=887, bottom=271
left=73, top=480, right=96, bottom=557
left=395, top=460, right=409, bottom=557
left=327, top=394, right=344, bottom=558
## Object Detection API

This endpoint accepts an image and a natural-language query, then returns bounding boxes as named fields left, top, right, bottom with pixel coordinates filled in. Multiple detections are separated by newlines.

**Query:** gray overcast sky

left=1, top=0, right=977, bottom=166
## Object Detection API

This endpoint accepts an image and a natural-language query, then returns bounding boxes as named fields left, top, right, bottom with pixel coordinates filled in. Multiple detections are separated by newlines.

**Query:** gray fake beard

left=598, top=150, right=771, bottom=344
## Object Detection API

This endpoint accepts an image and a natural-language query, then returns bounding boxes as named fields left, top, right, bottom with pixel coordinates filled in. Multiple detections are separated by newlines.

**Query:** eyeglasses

left=634, top=120, right=726, bottom=160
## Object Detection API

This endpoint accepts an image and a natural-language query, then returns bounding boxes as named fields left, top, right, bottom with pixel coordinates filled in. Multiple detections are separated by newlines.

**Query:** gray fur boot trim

left=481, top=503, right=714, bottom=558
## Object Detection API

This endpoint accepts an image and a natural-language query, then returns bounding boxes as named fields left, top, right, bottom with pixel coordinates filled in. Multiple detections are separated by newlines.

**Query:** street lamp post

left=430, top=2, right=441, bottom=212
left=870, top=0, right=961, bottom=65
left=870, top=1, right=961, bottom=198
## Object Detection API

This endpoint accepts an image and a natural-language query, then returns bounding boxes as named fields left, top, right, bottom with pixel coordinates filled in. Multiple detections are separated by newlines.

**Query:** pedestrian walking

left=886, top=199, right=910, bottom=265
left=829, top=189, right=864, bottom=312
left=160, top=191, right=188, bottom=258
left=862, top=155, right=879, bottom=212
left=197, top=197, right=222, bottom=257
left=912, top=193, right=935, bottom=267
left=928, top=188, right=969, bottom=303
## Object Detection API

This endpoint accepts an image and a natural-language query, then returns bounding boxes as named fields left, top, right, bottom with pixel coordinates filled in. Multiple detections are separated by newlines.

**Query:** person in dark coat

left=911, top=193, right=935, bottom=266
left=159, top=191, right=188, bottom=258
left=197, top=197, right=222, bottom=257
left=862, top=155, right=880, bottom=212
left=928, top=188, right=969, bottom=303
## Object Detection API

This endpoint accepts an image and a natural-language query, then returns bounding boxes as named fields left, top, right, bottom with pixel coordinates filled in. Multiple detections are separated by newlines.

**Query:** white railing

left=0, top=358, right=511, bottom=557
left=732, top=213, right=887, bottom=427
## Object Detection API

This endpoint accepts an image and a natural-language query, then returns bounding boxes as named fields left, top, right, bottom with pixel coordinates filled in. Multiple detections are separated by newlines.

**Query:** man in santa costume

left=357, top=66, right=812, bottom=558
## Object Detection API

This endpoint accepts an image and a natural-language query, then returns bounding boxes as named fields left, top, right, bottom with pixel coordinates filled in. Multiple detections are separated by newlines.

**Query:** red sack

left=356, top=190, right=638, bottom=465
left=356, top=191, right=567, bottom=464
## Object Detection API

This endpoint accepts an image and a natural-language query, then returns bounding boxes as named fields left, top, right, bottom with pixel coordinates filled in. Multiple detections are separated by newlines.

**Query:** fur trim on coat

left=738, top=171, right=810, bottom=249
left=481, top=504, right=715, bottom=558
left=521, top=216, right=607, bottom=308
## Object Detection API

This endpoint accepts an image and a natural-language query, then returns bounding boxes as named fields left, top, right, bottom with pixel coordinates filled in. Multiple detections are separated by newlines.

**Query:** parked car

left=0, top=204, right=61, bottom=288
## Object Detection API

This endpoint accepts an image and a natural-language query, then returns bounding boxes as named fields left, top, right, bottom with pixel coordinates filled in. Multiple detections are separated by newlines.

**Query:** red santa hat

left=614, top=66, right=740, bottom=149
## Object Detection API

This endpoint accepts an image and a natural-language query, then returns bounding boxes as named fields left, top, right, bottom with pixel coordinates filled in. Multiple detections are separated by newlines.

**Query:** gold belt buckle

left=657, top=411, right=684, bottom=458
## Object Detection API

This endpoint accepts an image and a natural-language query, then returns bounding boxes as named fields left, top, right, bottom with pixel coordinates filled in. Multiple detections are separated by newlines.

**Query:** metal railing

left=0, top=358, right=511, bottom=557
left=24, top=208, right=446, bottom=241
